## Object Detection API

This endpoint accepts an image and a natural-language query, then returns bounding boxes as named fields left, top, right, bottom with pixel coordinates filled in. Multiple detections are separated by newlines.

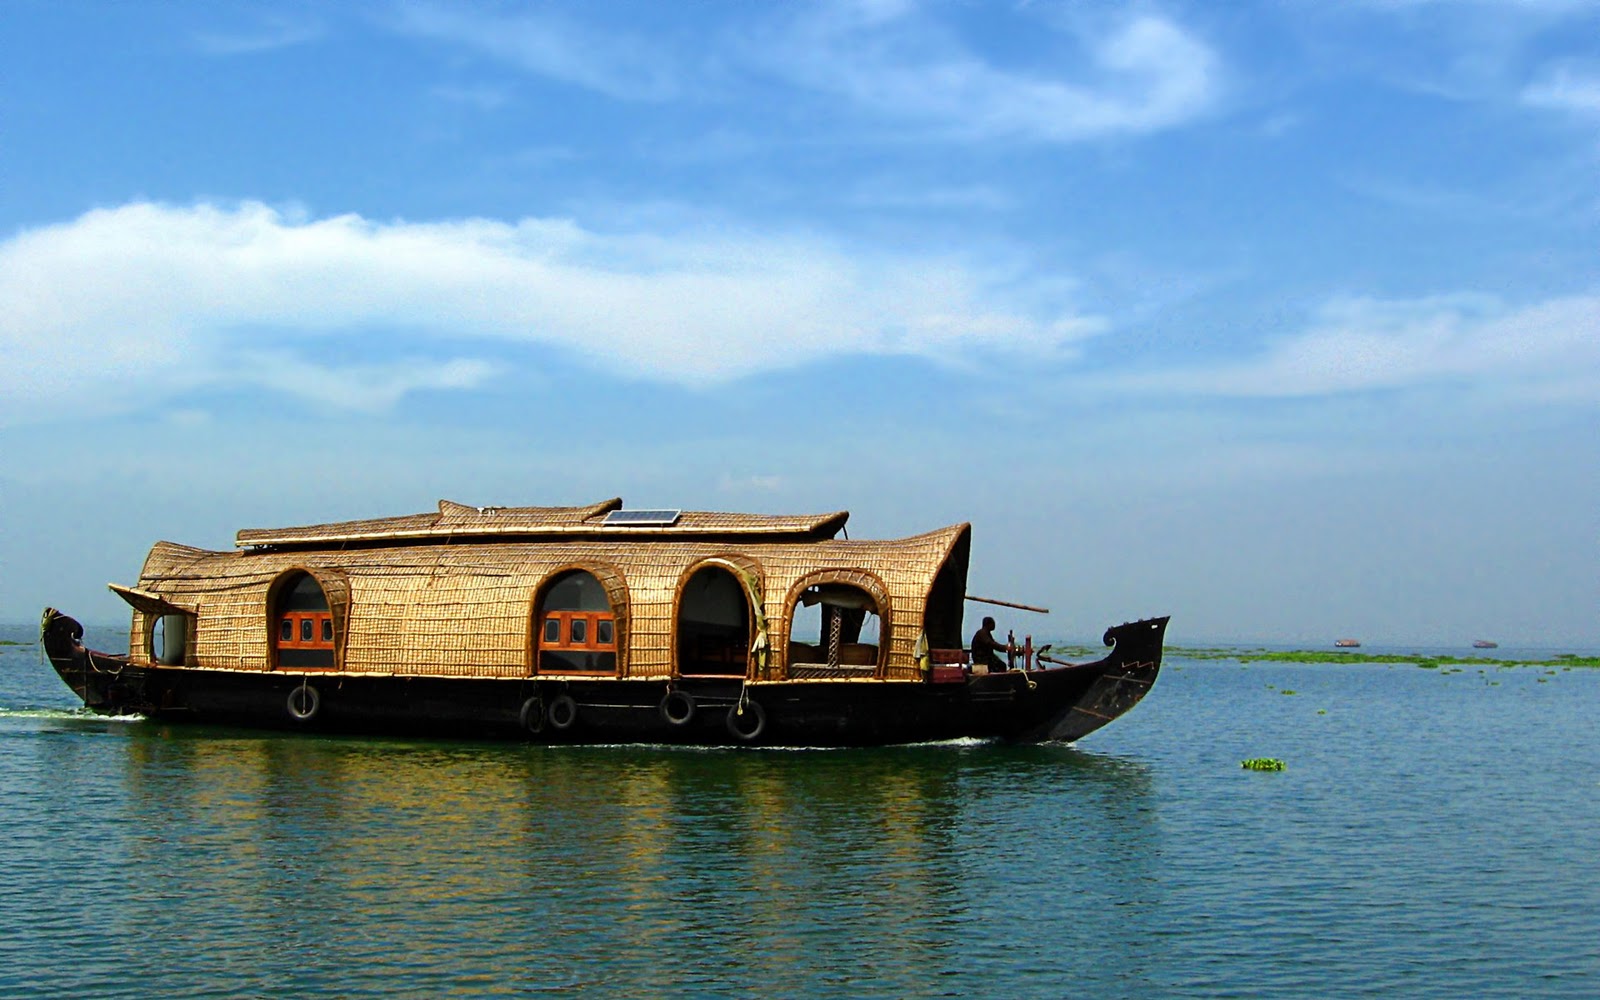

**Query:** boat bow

left=1016, top=615, right=1169, bottom=743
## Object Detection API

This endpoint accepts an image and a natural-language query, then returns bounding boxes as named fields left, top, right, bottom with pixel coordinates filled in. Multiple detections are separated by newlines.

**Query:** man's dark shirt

left=970, top=627, right=1005, bottom=668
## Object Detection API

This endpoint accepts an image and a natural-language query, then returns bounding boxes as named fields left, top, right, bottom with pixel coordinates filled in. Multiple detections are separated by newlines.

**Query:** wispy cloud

left=764, top=10, right=1221, bottom=141
left=388, top=2, right=1218, bottom=142
left=191, top=13, right=324, bottom=55
left=1522, top=63, right=1600, bottom=116
left=391, top=3, right=681, bottom=101
left=0, top=201, right=1104, bottom=425
left=234, top=352, right=499, bottom=413
left=1118, top=294, right=1600, bottom=402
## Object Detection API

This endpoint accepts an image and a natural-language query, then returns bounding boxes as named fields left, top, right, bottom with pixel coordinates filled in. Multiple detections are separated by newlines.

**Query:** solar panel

left=602, top=509, right=681, bottom=527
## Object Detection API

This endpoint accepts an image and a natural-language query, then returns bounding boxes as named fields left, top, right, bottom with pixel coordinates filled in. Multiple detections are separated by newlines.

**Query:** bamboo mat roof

left=126, top=511, right=972, bottom=681
left=236, top=498, right=851, bottom=550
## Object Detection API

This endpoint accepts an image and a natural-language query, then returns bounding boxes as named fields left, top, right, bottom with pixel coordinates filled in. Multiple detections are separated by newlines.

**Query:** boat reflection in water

left=108, top=728, right=1160, bottom=994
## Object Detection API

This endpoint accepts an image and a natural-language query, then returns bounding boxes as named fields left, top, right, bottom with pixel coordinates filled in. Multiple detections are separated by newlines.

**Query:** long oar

left=965, top=595, right=1050, bottom=614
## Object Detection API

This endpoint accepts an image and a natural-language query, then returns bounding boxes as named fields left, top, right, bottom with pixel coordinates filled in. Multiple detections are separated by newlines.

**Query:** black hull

left=40, top=611, right=1167, bottom=747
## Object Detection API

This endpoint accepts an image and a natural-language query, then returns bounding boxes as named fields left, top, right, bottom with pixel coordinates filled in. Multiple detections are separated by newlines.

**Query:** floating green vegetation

left=1242, top=758, right=1285, bottom=771
left=1168, top=647, right=1599, bottom=669
left=1317, top=709, right=1327, bottom=715
left=0, top=639, right=28, bottom=646
left=1040, top=644, right=1098, bottom=659
left=1280, top=689, right=1297, bottom=695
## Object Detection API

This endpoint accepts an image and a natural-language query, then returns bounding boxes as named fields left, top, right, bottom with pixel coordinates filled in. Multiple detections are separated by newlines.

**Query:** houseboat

left=39, top=498, right=1168, bottom=746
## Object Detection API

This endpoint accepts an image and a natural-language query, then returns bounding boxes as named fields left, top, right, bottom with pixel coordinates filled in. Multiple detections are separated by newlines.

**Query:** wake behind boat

left=39, top=498, right=1168, bottom=746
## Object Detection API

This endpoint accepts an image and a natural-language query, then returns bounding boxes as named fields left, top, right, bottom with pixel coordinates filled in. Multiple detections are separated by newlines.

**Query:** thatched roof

left=236, top=498, right=851, bottom=549
left=122, top=503, right=972, bottom=683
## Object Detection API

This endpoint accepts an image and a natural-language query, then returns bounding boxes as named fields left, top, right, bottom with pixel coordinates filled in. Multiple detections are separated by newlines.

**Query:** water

left=2, top=624, right=1597, bottom=998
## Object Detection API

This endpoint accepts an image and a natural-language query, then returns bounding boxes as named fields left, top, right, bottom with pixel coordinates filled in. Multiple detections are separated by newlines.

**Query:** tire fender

left=519, top=695, right=545, bottom=734
left=659, top=689, right=696, bottom=726
left=546, top=694, right=579, bottom=731
left=726, top=699, right=766, bottom=742
left=286, top=683, right=321, bottom=722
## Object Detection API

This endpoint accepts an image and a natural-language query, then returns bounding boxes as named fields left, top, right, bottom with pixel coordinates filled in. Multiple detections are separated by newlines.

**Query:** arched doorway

left=676, top=565, right=752, bottom=677
left=787, top=581, right=884, bottom=678
left=272, top=570, right=335, bottom=669
left=536, top=569, right=617, bottom=675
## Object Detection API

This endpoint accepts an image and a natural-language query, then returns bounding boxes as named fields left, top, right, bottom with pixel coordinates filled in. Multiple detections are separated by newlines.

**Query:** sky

left=2, top=0, right=1596, bottom=646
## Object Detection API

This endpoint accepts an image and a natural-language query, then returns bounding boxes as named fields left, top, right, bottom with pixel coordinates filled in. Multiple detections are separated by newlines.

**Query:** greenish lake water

left=2, top=624, right=1596, bottom=998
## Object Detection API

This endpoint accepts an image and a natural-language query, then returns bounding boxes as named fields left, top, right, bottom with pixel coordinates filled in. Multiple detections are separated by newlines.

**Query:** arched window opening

left=537, top=569, right=617, bottom=675
left=677, top=566, right=751, bottom=677
left=273, top=571, right=335, bottom=669
left=150, top=614, right=189, bottom=666
left=788, top=583, right=881, bottom=678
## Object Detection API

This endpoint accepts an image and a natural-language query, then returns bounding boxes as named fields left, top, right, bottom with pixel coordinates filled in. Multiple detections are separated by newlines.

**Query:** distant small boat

left=1334, top=639, right=1361, bottom=648
left=1473, top=640, right=1498, bottom=649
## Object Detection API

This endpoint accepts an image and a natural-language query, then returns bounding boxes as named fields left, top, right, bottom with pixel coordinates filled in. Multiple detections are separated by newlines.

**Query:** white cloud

left=390, top=3, right=1217, bottom=142
left=191, top=14, right=324, bottom=55
left=235, top=352, right=500, bottom=413
left=772, top=12, right=1221, bottom=141
left=1118, top=294, right=1600, bottom=401
left=391, top=3, right=680, bottom=101
left=1522, top=63, right=1600, bottom=116
left=0, top=201, right=1104, bottom=425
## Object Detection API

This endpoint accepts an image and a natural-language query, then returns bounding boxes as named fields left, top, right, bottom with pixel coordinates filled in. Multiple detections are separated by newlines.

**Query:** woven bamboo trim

left=236, top=498, right=848, bottom=548
left=438, top=497, right=623, bottom=525
left=236, top=498, right=624, bottom=548
left=747, top=678, right=925, bottom=687
left=128, top=523, right=970, bottom=682
left=788, top=663, right=876, bottom=680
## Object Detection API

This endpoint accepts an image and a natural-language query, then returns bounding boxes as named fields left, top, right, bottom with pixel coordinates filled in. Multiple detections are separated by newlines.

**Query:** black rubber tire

left=519, top=696, right=545, bottom=734
left=286, top=684, right=321, bottom=722
left=726, top=699, right=766, bottom=742
left=546, top=694, right=579, bottom=731
left=659, top=690, right=696, bottom=726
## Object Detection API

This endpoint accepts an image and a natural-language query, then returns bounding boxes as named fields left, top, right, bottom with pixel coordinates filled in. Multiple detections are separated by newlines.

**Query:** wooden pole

left=965, top=595, right=1050, bottom=614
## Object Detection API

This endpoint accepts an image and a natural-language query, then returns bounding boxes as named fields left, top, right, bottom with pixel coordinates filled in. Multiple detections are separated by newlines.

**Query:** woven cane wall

left=131, top=524, right=971, bottom=682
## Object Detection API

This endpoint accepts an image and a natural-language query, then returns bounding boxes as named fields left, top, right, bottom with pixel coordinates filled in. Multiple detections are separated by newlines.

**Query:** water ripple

left=1, top=642, right=1597, bottom=997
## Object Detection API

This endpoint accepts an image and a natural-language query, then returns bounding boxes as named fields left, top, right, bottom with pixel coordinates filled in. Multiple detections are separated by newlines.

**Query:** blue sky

left=2, top=0, right=1596, bottom=645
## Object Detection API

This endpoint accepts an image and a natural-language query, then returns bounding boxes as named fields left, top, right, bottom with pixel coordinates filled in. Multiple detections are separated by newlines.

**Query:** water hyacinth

left=1241, top=758, right=1286, bottom=771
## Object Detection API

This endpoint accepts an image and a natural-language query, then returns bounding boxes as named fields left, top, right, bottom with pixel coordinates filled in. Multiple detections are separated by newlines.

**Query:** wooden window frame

left=540, top=611, right=617, bottom=652
left=277, top=611, right=335, bottom=652
left=538, top=610, right=617, bottom=676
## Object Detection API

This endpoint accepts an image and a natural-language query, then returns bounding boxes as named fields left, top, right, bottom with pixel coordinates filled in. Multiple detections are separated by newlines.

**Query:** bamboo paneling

left=125, top=502, right=971, bottom=683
